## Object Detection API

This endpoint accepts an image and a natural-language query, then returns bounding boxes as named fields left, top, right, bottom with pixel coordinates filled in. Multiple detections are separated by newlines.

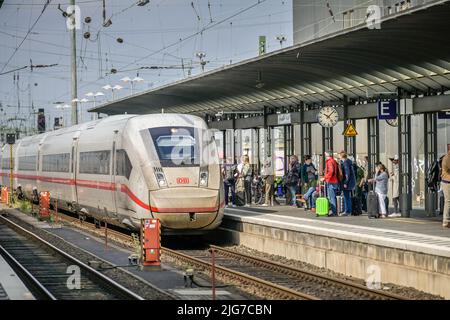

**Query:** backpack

left=427, top=156, right=444, bottom=192
left=336, top=161, right=344, bottom=182
left=224, top=164, right=236, bottom=181
left=243, top=164, right=253, bottom=181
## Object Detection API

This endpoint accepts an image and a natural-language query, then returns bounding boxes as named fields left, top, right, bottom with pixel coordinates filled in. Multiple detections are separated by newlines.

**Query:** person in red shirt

left=321, top=150, right=340, bottom=216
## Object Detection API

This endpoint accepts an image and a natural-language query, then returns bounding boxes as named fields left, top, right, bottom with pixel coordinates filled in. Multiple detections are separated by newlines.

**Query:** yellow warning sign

left=343, top=123, right=358, bottom=137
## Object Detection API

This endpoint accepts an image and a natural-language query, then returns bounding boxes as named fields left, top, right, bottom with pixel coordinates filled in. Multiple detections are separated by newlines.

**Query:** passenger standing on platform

left=441, top=149, right=450, bottom=228
left=285, top=155, right=301, bottom=207
left=261, top=159, right=274, bottom=207
left=241, top=155, right=253, bottom=207
left=339, top=151, right=356, bottom=216
left=222, top=159, right=238, bottom=208
left=360, top=156, right=370, bottom=211
left=301, top=155, right=318, bottom=192
left=389, top=155, right=401, bottom=217
left=369, top=164, right=389, bottom=218
left=321, top=151, right=340, bottom=216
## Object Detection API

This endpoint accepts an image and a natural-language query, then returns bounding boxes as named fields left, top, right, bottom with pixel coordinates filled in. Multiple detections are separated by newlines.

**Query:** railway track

left=208, top=245, right=407, bottom=300
left=0, top=215, right=144, bottom=300
left=52, top=210, right=408, bottom=300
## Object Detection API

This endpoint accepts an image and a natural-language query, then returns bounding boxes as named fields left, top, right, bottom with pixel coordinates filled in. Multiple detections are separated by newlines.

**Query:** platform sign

left=259, top=36, right=266, bottom=56
left=377, top=100, right=397, bottom=120
left=343, top=123, right=358, bottom=137
left=438, top=110, right=450, bottom=119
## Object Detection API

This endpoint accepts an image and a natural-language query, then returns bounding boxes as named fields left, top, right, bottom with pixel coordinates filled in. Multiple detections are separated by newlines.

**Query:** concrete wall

left=220, top=218, right=450, bottom=298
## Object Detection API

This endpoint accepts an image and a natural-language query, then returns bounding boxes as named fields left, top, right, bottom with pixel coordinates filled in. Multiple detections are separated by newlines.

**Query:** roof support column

left=398, top=87, right=412, bottom=218
left=222, top=130, right=226, bottom=163
left=367, top=117, right=379, bottom=179
left=343, top=95, right=356, bottom=158
left=424, top=111, right=438, bottom=216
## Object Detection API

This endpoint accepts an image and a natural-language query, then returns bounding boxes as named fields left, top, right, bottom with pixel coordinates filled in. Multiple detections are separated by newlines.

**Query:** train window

left=79, top=150, right=110, bottom=175
left=1, top=158, right=10, bottom=170
left=116, top=149, right=132, bottom=179
left=18, top=156, right=37, bottom=171
left=42, top=153, right=70, bottom=172
left=149, top=126, right=199, bottom=167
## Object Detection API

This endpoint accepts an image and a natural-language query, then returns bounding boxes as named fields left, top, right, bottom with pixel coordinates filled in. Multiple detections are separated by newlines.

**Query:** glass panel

left=273, top=126, right=284, bottom=177
left=437, top=118, right=450, bottom=155
left=411, top=114, right=425, bottom=209
left=311, top=123, right=323, bottom=174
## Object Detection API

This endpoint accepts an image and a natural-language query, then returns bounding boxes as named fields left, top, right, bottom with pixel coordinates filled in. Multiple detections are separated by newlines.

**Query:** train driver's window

left=116, top=149, right=132, bottom=179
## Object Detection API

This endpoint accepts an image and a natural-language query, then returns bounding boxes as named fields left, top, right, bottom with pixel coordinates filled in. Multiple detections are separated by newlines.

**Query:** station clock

left=317, top=106, right=339, bottom=128
left=386, top=118, right=398, bottom=127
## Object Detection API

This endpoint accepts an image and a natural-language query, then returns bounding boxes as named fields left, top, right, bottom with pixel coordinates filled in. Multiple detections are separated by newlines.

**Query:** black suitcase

left=236, top=191, right=245, bottom=206
left=352, top=194, right=363, bottom=216
left=367, top=183, right=379, bottom=219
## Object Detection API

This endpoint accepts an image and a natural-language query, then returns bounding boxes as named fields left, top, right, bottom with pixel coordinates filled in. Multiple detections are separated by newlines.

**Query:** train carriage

left=0, top=114, right=224, bottom=234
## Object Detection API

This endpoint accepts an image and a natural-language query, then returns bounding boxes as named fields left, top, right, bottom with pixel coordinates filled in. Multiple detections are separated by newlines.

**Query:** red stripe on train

left=1, top=172, right=222, bottom=213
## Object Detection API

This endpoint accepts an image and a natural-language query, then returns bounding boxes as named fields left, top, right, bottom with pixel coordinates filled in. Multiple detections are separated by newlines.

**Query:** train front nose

left=149, top=187, right=223, bottom=231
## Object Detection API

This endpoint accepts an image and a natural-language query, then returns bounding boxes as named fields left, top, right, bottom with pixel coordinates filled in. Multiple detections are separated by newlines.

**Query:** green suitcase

left=316, top=197, right=329, bottom=216
left=316, top=181, right=329, bottom=217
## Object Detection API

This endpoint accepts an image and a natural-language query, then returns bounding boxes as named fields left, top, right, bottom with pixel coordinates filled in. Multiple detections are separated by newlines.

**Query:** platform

left=221, top=205, right=450, bottom=299
left=0, top=253, right=35, bottom=300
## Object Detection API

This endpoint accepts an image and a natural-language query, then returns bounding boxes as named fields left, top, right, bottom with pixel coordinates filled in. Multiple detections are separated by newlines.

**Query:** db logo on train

left=176, top=177, right=190, bottom=184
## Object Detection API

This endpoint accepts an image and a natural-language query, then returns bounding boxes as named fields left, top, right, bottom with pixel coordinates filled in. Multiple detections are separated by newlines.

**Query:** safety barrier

left=39, top=191, right=50, bottom=220
left=141, top=218, right=161, bottom=268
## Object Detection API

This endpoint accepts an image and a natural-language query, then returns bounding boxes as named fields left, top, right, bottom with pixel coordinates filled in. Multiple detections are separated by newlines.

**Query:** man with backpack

left=321, top=151, right=340, bottom=216
left=441, top=150, right=450, bottom=228
left=222, top=159, right=238, bottom=208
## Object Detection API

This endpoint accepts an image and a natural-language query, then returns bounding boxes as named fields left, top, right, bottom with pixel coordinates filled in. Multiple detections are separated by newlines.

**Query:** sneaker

left=225, top=204, right=229, bottom=208
left=380, top=214, right=386, bottom=219
left=232, top=204, right=236, bottom=208
left=443, top=222, right=450, bottom=228
left=261, top=203, right=268, bottom=207
left=389, top=213, right=401, bottom=218
left=244, top=204, right=251, bottom=207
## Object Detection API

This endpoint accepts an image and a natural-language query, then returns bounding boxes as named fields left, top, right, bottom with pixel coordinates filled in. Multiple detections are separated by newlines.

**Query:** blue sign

left=377, top=100, right=397, bottom=120
left=438, top=111, right=450, bottom=119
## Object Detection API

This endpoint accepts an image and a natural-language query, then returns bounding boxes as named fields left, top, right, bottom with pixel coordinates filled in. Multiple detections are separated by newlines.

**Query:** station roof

left=91, top=0, right=450, bottom=116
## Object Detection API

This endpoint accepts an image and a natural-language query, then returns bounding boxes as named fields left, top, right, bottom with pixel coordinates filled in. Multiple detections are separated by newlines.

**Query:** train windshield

left=149, top=126, right=199, bottom=166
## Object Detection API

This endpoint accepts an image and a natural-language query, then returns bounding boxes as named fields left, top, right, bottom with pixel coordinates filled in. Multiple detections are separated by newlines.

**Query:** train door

left=110, top=132, right=118, bottom=216
left=71, top=138, right=78, bottom=206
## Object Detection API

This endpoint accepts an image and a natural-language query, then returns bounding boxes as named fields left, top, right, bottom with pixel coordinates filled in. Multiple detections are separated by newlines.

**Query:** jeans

left=327, top=183, right=339, bottom=214
left=244, top=180, right=252, bottom=205
left=343, top=190, right=352, bottom=214
left=224, top=179, right=236, bottom=205
left=288, top=185, right=297, bottom=205
left=303, top=187, right=316, bottom=208
left=443, top=182, right=450, bottom=225
left=264, top=181, right=274, bottom=206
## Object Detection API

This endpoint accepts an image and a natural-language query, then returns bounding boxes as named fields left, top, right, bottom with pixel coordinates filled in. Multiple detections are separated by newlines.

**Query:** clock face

left=317, top=106, right=339, bottom=128
left=386, top=118, right=398, bottom=127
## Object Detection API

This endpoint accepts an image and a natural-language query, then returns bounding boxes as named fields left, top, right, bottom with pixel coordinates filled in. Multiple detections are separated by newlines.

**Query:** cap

left=389, top=155, right=399, bottom=161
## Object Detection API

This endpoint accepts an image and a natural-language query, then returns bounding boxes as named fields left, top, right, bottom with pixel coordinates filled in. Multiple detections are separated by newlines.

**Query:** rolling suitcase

left=351, top=192, right=363, bottom=216
left=316, top=181, right=329, bottom=217
left=367, top=182, right=379, bottom=219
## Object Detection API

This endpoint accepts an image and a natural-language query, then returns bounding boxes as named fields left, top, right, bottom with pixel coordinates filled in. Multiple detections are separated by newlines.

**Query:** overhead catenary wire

left=0, top=0, right=52, bottom=74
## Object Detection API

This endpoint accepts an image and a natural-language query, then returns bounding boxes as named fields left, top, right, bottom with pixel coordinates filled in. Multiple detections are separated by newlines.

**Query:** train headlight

left=199, top=171, right=208, bottom=187
left=155, top=172, right=167, bottom=188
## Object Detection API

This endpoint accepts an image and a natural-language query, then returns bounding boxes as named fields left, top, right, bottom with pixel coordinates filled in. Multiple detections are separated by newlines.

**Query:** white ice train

left=0, top=114, right=224, bottom=234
